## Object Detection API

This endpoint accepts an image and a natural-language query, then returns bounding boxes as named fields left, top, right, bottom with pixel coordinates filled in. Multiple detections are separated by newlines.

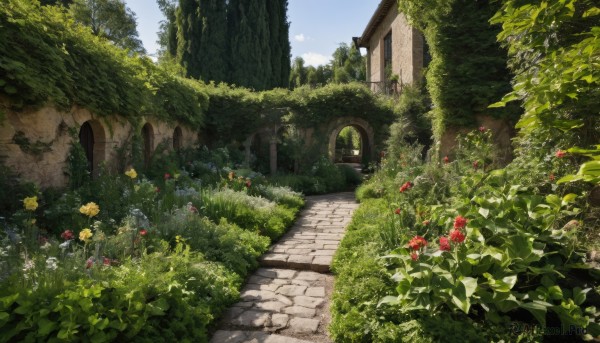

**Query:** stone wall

left=366, top=6, right=423, bottom=86
left=439, top=115, right=515, bottom=165
left=0, top=103, right=198, bottom=188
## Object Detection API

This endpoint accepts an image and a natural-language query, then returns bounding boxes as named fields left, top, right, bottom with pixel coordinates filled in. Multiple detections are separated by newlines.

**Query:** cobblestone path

left=210, top=192, right=358, bottom=343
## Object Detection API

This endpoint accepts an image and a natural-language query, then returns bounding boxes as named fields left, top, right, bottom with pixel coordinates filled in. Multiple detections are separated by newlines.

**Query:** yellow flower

left=79, top=202, right=100, bottom=217
left=125, top=168, right=137, bottom=179
left=228, top=171, right=235, bottom=181
left=23, top=196, right=38, bottom=211
left=79, top=228, right=93, bottom=242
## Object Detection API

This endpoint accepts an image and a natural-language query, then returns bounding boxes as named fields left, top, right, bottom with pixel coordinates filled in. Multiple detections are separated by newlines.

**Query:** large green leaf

left=520, top=301, right=549, bottom=327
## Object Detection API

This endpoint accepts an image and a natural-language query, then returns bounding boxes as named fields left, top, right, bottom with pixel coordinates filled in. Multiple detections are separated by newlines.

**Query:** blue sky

left=124, top=0, right=381, bottom=66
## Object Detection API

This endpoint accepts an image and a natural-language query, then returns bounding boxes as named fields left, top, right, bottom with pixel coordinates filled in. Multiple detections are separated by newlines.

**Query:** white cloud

left=294, top=34, right=306, bottom=42
left=301, top=52, right=330, bottom=67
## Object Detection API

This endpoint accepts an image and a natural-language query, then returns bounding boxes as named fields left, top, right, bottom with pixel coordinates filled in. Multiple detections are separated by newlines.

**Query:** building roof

left=353, top=0, right=397, bottom=48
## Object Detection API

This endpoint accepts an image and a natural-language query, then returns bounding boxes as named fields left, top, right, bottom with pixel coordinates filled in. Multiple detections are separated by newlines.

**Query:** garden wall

left=439, top=115, right=515, bottom=163
left=0, top=102, right=197, bottom=188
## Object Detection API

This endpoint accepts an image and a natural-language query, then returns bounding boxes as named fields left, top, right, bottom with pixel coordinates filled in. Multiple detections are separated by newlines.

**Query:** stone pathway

left=211, top=192, right=358, bottom=343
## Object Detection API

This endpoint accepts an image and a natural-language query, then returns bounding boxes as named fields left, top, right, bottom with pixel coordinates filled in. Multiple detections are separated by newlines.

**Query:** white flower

left=59, top=240, right=71, bottom=250
left=45, top=257, right=58, bottom=270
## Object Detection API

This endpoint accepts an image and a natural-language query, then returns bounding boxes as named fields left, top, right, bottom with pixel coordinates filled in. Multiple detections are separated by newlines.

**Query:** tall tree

left=70, top=0, right=145, bottom=53
left=227, top=0, right=272, bottom=90
left=157, top=0, right=178, bottom=58
left=267, top=0, right=291, bottom=88
left=196, top=0, right=228, bottom=83
left=176, top=0, right=202, bottom=78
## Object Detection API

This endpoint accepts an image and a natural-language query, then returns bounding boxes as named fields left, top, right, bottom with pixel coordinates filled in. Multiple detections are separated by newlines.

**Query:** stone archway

left=78, top=119, right=106, bottom=176
left=327, top=117, right=375, bottom=164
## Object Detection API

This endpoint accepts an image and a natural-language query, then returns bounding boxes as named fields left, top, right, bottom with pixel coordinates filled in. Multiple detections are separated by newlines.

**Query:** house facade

left=353, top=0, right=428, bottom=93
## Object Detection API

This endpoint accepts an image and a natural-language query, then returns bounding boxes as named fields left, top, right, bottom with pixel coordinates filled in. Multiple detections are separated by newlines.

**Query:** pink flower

left=449, top=229, right=466, bottom=243
left=408, top=236, right=427, bottom=250
left=555, top=150, right=567, bottom=158
left=86, top=258, right=94, bottom=269
left=61, top=230, right=74, bottom=240
left=245, top=180, right=252, bottom=188
left=443, top=156, right=450, bottom=164
left=411, top=252, right=419, bottom=261
left=478, top=126, right=486, bottom=132
left=454, top=215, right=468, bottom=229
left=395, top=208, right=401, bottom=215
left=103, top=257, right=111, bottom=266
left=139, top=229, right=147, bottom=236
left=439, top=236, right=451, bottom=251
left=164, top=173, right=171, bottom=180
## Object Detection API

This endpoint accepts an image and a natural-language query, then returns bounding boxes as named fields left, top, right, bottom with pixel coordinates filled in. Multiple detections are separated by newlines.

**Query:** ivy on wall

left=0, top=0, right=398, bottom=152
left=397, top=0, right=520, bottom=140
left=0, top=0, right=207, bottom=128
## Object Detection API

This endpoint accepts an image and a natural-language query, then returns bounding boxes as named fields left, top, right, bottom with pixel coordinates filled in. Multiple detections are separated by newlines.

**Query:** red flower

left=103, top=257, right=111, bottom=266
left=439, top=236, right=451, bottom=251
left=408, top=235, right=427, bottom=250
left=411, top=252, right=419, bottom=261
left=139, top=229, right=147, bottom=236
left=164, top=173, right=171, bottom=180
left=454, top=215, right=468, bottom=229
left=422, top=220, right=430, bottom=226
left=61, top=230, right=74, bottom=240
left=395, top=208, right=401, bottom=215
left=443, top=156, right=450, bottom=164
left=549, top=173, right=555, bottom=181
left=245, top=180, right=252, bottom=188
left=555, top=150, right=567, bottom=158
left=478, top=126, right=486, bottom=132
left=449, top=229, right=466, bottom=243
left=399, top=181, right=413, bottom=193
left=473, top=160, right=479, bottom=169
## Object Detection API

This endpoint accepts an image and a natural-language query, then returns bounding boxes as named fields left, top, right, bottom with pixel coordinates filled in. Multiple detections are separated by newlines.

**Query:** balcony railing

left=363, top=81, right=403, bottom=96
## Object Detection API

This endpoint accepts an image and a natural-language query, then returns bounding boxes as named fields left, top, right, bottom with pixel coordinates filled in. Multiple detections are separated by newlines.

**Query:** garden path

left=210, top=192, right=358, bottom=343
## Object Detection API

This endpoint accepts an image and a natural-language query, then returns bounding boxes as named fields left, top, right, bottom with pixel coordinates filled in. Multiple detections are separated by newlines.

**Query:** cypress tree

left=176, top=0, right=203, bottom=79
left=267, top=0, right=290, bottom=88
left=228, top=0, right=271, bottom=90
left=197, top=0, right=227, bottom=83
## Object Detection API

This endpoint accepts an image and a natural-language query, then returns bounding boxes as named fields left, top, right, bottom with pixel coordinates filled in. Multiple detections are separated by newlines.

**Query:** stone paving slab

left=211, top=192, right=358, bottom=343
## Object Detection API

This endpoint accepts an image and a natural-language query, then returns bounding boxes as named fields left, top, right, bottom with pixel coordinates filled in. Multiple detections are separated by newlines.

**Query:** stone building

left=353, top=0, right=428, bottom=93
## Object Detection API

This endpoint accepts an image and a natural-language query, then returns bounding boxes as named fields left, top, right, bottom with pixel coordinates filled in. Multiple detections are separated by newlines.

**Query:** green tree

left=40, top=0, right=73, bottom=6
left=227, top=0, right=272, bottom=90
left=289, top=56, right=306, bottom=89
left=331, top=43, right=365, bottom=83
left=157, top=0, right=178, bottom=59
left=70, top=0, right=145, bottom=53
left=176, top=0, right=202, bottom=78
left=267, top=0, right=291, bottom=88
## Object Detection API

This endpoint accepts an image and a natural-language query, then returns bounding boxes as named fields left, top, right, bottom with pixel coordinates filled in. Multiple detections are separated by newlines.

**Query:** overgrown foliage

left=0, top=0, right=207, bottom=127
left=398, top=0, right=520, bottom=139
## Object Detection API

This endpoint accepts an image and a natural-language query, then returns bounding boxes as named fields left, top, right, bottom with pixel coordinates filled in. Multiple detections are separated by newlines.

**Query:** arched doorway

left=334, top=126, right=362, bottom=163
left=327, top=117, right=375, bottom=166
left=142, top=123, right=154, bottom=167
left=173, top=126, right=183, bottom=150
left=78, top=120, right=106, bottom=176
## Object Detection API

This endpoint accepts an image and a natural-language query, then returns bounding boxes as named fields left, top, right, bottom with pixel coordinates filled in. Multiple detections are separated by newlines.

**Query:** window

left=383, top=31, right=392, bottom=71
